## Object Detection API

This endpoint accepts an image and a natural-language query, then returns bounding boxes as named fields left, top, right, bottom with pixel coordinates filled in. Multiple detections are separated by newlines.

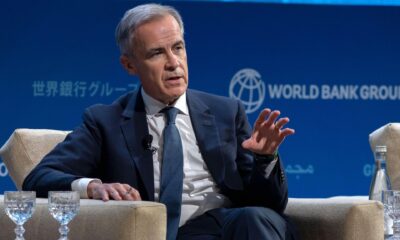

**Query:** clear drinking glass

left=4, top=191, right=36, bottom=240
left=48, top=191, right=80, bottom=240
left=383, top=190, right=400, bottom=240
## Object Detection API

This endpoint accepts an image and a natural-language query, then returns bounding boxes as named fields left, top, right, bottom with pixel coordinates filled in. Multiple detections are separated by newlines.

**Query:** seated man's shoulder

left=87, top=91, right=134, bottom=112
left=83, top=91, right=136, bottom=123
left=189, top=89, right=237, bottom=105
left=188, top=89, right=243, bottom=116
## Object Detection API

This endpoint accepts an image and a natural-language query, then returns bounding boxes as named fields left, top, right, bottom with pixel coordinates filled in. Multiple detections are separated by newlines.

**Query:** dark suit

left=23, top=88, right=294, bottom=239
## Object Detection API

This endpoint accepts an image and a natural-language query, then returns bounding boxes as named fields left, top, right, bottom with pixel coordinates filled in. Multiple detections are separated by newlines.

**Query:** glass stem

left=14, top=224, right=25, bottom=240
left=393, top=219, right=400, bottom=237
left=59, top=224, right=69, bottom=240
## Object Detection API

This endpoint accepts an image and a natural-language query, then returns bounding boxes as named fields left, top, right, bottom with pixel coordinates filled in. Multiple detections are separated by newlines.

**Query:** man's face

left=121, top=15, right=188, bottom=104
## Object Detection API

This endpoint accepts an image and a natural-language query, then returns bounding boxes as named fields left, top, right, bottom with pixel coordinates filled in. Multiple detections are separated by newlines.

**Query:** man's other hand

left=87, top=182, right=141, bottom=201
left=242, top=108, right=295, bottom=155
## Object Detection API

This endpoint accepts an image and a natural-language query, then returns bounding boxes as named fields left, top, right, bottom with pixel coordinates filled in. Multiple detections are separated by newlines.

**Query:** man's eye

left=150, top=51, right=162, bottom=58
left=173, top=45, right=184, bottom=53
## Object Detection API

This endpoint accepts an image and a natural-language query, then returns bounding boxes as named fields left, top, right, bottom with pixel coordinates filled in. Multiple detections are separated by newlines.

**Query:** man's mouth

left=166, top=76, right=182, bottom=81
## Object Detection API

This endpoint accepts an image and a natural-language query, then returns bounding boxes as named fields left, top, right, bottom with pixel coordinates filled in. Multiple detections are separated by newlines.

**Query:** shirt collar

left=141, top=88, right=189, bottom=116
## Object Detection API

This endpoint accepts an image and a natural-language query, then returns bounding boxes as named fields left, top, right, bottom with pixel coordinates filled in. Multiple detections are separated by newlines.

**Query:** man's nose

left=165, top=52, right=179, bottom=70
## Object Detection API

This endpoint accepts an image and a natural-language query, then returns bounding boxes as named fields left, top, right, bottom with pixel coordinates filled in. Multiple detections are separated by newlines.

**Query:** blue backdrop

left=1, top=0, right=399, bottom=197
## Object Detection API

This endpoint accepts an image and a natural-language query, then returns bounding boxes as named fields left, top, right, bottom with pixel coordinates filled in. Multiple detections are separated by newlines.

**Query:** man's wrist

left=71, top=178, right=102, bottom=199
left=254, top=151, right=278, bottom=163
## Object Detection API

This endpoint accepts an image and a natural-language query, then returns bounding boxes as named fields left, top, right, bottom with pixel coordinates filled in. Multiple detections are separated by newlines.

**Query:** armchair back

left=0, top=129, right=70, bottom=189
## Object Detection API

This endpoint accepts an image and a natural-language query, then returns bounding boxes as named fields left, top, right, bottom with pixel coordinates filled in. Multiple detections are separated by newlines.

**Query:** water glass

left=4, top=191, right=36, bottom=240
left=383, top=190, right=400, bottom=240
left=48, top=191, right=80, bottom=240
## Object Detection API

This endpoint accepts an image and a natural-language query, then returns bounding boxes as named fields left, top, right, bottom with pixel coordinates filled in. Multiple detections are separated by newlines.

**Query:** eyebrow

left=147, top=40, right=185, bottom=54
left=172, top=40, right=185, bottom=48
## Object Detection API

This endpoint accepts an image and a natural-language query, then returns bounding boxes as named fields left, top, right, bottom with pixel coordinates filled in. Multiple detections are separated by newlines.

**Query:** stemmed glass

left=48, top=191, right=80, bottom=240
left=383, top=190, right=400, bottom=240
left=4, top=191, right=36, bottom=240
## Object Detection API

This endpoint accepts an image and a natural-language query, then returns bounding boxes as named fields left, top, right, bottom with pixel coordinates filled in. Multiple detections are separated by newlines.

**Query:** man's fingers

left=280, top=128, right=295, bottom=138
left=100, top=189, right=110, bottom=201
left=241, top=139, right=251, bottom=150
left=121, top=187, right=134, bottom=201
left=245, top=108, right=294, bottom=155
left=109, top=189, right=122, bottom=200
left=95, top=184, right=125, bottom=201
left=274, top=117, right=290, bottom=131
left=265, top=110, right=280, bottom=127
left=255, top=108, right=271, bottom=127
left=120, top=184, right=141, bottom=201
left=88, top=182, right=140, bottom=201
left=92, top=187, right=110, bottom=201
left=110, top=184, right=141, bottom=201
left=131, top=188, right=142, bottom=200
left=113, top=183, right=129, bottom=200
left=124, top=187, right=142, bottom=201
left=88, top=181, right=109, bottom=201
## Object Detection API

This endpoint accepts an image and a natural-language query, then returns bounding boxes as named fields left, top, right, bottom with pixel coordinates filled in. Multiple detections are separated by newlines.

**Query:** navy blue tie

left=159, top=107, right=183, bottom=240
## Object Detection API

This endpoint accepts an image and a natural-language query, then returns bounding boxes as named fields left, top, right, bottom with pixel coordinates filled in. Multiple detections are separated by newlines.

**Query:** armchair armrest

left=285, top=196, right=383, bottom=240
left=0, top=196, right=166, bottom=240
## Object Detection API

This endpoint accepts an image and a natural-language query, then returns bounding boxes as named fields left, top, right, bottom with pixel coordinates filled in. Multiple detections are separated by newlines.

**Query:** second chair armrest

left=285, top=196, right=384, bottom=240
left=0, top=197, right=166, bottom=240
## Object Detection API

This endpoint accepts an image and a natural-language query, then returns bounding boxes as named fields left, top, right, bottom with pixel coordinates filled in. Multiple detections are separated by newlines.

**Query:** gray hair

left=115, top=3, right=185, bottom=56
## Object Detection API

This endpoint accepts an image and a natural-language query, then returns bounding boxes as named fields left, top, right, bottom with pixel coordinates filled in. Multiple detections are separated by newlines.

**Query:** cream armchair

left=0, top=129, right=385, bottom=240
left=369, top=123, right=400, bottom=191
left=0, top=129, right=166, bottom=240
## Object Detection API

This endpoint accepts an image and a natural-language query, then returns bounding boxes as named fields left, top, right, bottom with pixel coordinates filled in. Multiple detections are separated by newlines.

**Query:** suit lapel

left=120, top=89, right=155, bottom=201
left=187, top=91, right=225, bottom=186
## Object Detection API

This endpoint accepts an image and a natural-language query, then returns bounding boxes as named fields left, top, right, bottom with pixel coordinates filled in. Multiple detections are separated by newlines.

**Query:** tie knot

left=163, top=107, right=179, bottom=125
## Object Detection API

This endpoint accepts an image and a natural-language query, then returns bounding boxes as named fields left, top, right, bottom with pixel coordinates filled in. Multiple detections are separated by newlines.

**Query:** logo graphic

left=0, top=162, right=8, bottom=177
left=229, top=68, right=265, bottom=114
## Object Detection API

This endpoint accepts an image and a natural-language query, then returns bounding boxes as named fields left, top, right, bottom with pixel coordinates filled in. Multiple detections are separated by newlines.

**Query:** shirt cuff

left=71, top=178, right=102, bottom=199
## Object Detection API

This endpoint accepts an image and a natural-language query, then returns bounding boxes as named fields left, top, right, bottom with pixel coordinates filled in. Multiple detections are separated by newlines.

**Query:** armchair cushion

left=369, top=123, right=400, bottom=190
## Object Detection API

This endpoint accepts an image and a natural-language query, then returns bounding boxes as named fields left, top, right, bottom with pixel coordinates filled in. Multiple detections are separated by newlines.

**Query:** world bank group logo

left=229, top=68, right=266, bottom=114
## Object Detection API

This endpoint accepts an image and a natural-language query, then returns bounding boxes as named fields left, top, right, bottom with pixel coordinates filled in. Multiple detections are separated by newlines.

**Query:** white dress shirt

left=72, top=89, right=231, bottom=226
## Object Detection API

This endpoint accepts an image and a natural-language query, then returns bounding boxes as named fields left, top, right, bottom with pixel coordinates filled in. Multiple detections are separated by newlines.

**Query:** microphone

left=142, top=134, right=156, bottom=153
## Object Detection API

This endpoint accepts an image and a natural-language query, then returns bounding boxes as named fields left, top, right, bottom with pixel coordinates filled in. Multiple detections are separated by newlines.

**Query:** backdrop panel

left=1, top=0, right=399, bottom=197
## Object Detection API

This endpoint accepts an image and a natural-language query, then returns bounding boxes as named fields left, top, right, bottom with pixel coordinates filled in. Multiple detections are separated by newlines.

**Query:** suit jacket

left=23, top=88, right=289, bottom=213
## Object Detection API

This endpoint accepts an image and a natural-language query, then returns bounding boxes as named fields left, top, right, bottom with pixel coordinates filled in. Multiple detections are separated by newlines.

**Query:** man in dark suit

left=23, top=3, right=297, bottom=240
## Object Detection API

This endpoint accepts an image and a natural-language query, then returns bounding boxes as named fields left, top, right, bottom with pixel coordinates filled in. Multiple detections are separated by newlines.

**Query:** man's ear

left=120, top=55, right=137, bottom=75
